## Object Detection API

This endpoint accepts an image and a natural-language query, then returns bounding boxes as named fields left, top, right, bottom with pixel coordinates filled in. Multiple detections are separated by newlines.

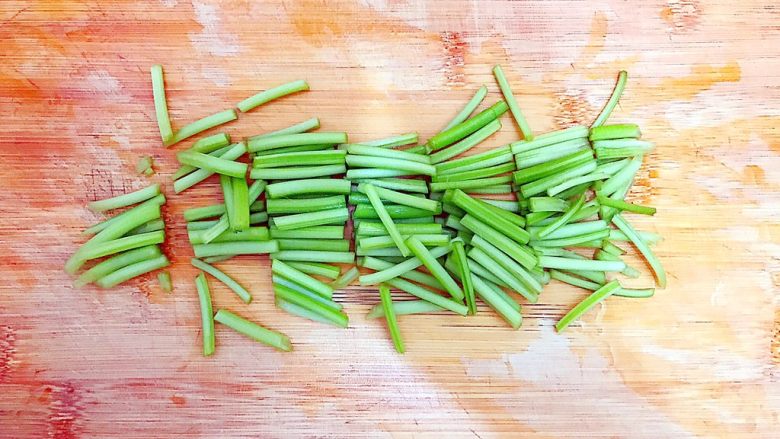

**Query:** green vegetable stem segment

left=237, top=79, right=309, bottom=113
left=330, top=266, right=360, bottom=289
left=441, top=85, right=488, bottom=131
left=214, top=309, right=292, bottom=351
left=195, top=272, right=216, bottom=356
left=364, top=183, right=409, bottom=257
left=272, top=259, right=334, bottom=299
left=493, top=64, right=533, bottom=140
left=150, top=65, right=174, bottom=143
left=406, top=236, right=464, bottom=301
left=366, top=300, right=445, bottom=319
left=428, top=101, right=508, bottom=150
left=165, top=109, right=238, bottom=147
left=379, top=284, right=405, bottom=353
left=287, top=262, right=341, bottom=280
left=248, top=132, right=347, bottom=153
left=556, top=280, right=621, bottom=332
left=191, top=258, right=252, bottom=304
left=74, top=245, right=162, bottom=287
left=591, top=71, right=628, bottom=129
left=95, top=254, right=170, bottom=288
left=88, top=183, right=161, bottom=213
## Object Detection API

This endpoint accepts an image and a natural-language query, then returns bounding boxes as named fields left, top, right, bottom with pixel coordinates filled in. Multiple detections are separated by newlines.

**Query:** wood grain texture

left=1, top=0, right=779, bottom=437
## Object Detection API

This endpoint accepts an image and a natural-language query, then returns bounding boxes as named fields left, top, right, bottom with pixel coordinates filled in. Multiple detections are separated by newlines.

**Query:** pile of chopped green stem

left=73, top=64, right=664, bottom=357
left=357, top=67, right=664, bottom=354
left=246, top=126, right=356, bottom=327
left=67, top=183, right=170, bottom=289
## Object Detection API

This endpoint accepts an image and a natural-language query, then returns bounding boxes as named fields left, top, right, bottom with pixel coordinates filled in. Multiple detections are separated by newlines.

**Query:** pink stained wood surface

left=1, top=0, right=779, bottom=437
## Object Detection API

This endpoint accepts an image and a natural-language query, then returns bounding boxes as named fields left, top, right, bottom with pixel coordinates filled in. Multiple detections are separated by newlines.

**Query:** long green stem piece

left=451, top=189, right=530, bottom=244
left=538, top=256, right=625, bottom=272
left=346, top=168, right=416, bottom=179
left=177, top=150, right=247, bottom=178
left=366, top=300, right=445, bottom=319
left=165, top=109, right=238, bottom=147
left=270, top=226, right=345, bottom=240
left=266, top=178, right=351, bottom=198
left=191, top=132, right=232, bottom=153
left=272, top=259, right=334, bottom=299
left=275, top=297, right=335, bottom=326
left=364, top=183, right=409, bottom=257
left=272, top=276, right=342, bottom=311
left=405, top=237, right=463, bottom=301
left=353, top=204, right=436, bottom=220
left=612, top=214, right=666, bottom=287
left=191, top=258, right=252, bottom=304
left=442, top=85, right=488, bottom=131
left=436, top=145, right=512, bottom=175
left=75, top=245, right=162, bottom=287
left=538, top=193, right=586, bottom=239
left=591, top=71, right=627, bottom=128
left=248, top=132, right=347, bottom=153
left=253, top=150, right=346, bottom=168
left=556, top=280, right=621, bottom=332
left=248, top=117, right=320, bottom=142
left=360, top=257, right=444, bottom=291
left=356, top=184, right=439, bottom=212
left=73, top=230, right=165, bottom=269
left=471, top=274, right=522, bottom=329
left=273, top=283, right=348, bottom=328
left=195, top=272, right=215, bottom=356
left=267, top=196, right=345, bottom=216
left=214, top=309, right=292, bottom=351
left=468, top=246, right=536, bottom=303
left=493, top=64, right=533, bottom=140
left=87, top=184, right=161, bottom=213
left=590, top=123, right=641, bottom=141
left=346, top=155, right=436, bottom=176
left=250, top=164, right=346, bottom=180
left=511, top=126, right=589, bottom=154
left=470, top=235, right=541, bottom=295
left=352, top=178, right=428, bottom=195
left=236, top=79, right=309, bottom=113
left=459, top=214, right=536, bottom=269
left=273, top=207, right=349, bottom=231
left=433, top=162, right=515, bottom=183
left=231, top=176, right=250, bottom=231
left=386, top=278, right=468, bottom=316
left=355, top=132, right=419, bottom=148
left=597, top=195, right=656, bottom=215
left=428, top=101, right=508, bottom=150
left=193, top=240, right=279, bottom=258
left=287, top=262, right=341, bottom=280
left=173, top=142, right=247, bottom=193
left=359, top=234, right=449, bottom=251
left=379, top=284, right=404, bottom=353
left=452, top=239, right=476, bottom=315
left=150, top=65, right=173, bottom=144
left=83, top=194, right=166, bottom=236
left=347, top=144, right=430, bottom=164
left=356, top=222, right=441, bottom=236
left=430, top=119, right=502, bottom=163
left=271, top=251, right=355, bottom=263
left=95, top=254, right=169, bottom=288
left=359, top=245, right=450, bottom=285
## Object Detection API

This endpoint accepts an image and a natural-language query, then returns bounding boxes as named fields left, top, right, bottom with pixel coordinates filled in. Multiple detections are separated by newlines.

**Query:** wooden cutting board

left=1, top=1, right=778, bottom=437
